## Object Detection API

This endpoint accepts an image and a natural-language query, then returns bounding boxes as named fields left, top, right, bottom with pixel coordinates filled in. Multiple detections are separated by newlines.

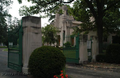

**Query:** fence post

left=87, top=37, right=92, bottom=62
left=76, top=34, right=80, bottom=63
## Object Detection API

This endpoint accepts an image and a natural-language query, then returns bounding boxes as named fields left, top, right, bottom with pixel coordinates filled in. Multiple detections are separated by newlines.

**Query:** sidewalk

left=66, top=63, right=120, bottom=78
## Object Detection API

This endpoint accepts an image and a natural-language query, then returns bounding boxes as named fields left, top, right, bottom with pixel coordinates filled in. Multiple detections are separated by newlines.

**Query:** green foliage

left=96, top=54, right=106, bottom=62
left=0, top=46, right=7, bottom=48
left=63, top=41, right=71, bottom=47
left=103, top=6, right=120, bottom=36
left=0, top=0, right=12, bottom=43
left=97, top=44, right=120, bottom=64
left=18, top=0, right=64, bottom=21
left=57, top=46, right=63, bottom=50
left=103, top=43, right=110, bottom=50
left=67, top=1, right=95, bottom=34
left=68, top=0, right=120, bottom=36
left=18, top=0, right=120, bottom=54
left=59, top=46, right=63, bottom=50
left=19, top=6, right=31, bottom=16
left=58, top=9, right=63, bottom=15
left=3, top=48, right=8, bottom=51
left=8, top=17, right=21, bottom=45
left=112, top=36, right=120, bottom=44
left=106, top=44, right=120, bottom=64
left=68, top=0, right=120, bottom=53
left=28, top=46, right=66, bottom=78
left=42, top=25, right=58, bottom=45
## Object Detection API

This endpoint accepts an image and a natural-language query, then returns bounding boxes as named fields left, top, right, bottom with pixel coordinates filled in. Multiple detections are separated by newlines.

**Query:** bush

left=96, top=54, right=106, bottom=62
left=57, top=46, right=63, bottom=50
left=103, top=43, right=110, bottom=50
left=28, top=46, right=66, bottom=78
left=63, top=41, right=71, bottom=47
left=106, top=44, right=120, bottom=64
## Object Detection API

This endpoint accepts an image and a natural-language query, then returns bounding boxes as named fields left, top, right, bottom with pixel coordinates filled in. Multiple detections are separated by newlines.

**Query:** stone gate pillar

left=79, top=35, right=88, bottom=63
left=22, top=16, right=42, bottom=74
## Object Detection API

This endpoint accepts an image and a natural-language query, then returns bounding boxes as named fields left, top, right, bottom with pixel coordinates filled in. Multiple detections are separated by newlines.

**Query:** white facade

left=51, top=5, right=82, bottom=46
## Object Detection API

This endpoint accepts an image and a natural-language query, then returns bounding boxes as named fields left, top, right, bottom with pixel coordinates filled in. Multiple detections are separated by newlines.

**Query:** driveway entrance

left=0, top=48, right=28, bottom=78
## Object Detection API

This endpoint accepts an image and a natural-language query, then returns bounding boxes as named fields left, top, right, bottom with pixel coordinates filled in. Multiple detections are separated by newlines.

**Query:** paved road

left=66, top=63, right=120, bottom=78
left=0, top=48, right=28, bottom=78
left=0, top=48, right=120, bottom=78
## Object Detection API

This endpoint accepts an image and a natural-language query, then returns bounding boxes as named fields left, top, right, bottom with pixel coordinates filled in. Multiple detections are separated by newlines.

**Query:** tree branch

left=104, top=0, right=120, bottom=12
left=62, top=0, right=74, bottom=3
left=84, top=0, right=97, bottom=19
left=33, top=0, right=59, bottom=7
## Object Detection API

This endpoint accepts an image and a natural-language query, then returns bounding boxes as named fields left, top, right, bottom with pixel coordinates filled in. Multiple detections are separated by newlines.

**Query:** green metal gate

left=63, top=35, right=80, bottom=64
left=8, top=21, right=22, bottom=72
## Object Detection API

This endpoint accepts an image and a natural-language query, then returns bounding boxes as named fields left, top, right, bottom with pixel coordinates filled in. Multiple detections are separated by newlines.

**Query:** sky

left=8, top=0, right=49, bottom=27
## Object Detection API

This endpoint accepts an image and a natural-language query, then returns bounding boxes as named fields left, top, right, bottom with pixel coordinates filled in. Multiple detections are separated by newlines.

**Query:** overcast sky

left=8, top=0, right=49, bottom=27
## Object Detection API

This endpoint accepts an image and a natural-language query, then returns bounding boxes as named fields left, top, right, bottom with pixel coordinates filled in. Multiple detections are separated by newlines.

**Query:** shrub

left=106, top=44, right=120, bottom=64
left=63, top=41, right=71, bottom=47
left=103, top=43, right=110, bottom=50
left=28, top=46, right=66, bottom=78
left=57, top=46, right=63, bottom=50
left=96, top=54, right=106, bottom=62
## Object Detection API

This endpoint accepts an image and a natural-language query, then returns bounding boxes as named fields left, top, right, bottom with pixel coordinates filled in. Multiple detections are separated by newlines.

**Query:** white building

left=51, top=5, right=117, bottom=62
left=51, top=5, right=82, bottom=46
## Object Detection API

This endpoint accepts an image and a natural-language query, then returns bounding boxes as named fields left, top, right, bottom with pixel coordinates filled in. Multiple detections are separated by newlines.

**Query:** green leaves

left=19, top=6, right=31, bottom=16
left=42, top=25, right=58, bottom=45
left=68, top=0, right=120, bottom=37
left=18, top=0, right=63, bottom=20
left=103, top=6, right=120, bottom=36
left=17, top=0, right=22, bottom=4
left=67, top=1, right=94, bottom=35
left=0, top=0, right=12, bottom=43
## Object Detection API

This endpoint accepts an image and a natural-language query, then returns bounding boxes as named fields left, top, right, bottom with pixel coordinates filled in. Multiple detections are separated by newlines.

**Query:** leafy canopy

left=68, top=0, right=120, bottom=37
left=17, top=0, right=120, bottom=53
left=8, top=17, right=21, bottom=45
left=42, top=24, right=58, bottom=45
left=18, top=0, right=74, bottom=21
left=0, top=0, right=12, bottom=43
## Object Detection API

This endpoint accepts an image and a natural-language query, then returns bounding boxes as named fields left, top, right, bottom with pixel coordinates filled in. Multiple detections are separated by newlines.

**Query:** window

left=63, top=30, right=65, bottom=41
left=66, top=9, right=69, bottom=15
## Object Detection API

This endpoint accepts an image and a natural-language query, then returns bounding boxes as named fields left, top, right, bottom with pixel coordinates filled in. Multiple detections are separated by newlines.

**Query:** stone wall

left=79, top=31, right=99, bottom=63
left=22, top=16, right=42, bottom=74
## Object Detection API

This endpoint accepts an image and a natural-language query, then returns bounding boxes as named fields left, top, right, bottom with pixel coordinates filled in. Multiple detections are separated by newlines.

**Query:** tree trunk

left=96, top=17, right=103, bottom=53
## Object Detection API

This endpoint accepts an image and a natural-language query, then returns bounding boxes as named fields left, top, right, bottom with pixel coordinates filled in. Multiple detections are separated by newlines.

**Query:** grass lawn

left=63, top=50, right=76, bottom=58
left=3, top=48, right=8, bottom=51
left=0, top=46, right=7, bottom=48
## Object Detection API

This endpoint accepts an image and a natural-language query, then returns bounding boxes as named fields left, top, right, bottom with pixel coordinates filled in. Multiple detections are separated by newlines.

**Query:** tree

left=103, top=7, right=120, bottom=36
left=17, top=0, right=120, bottom=53
left=0, top=0, right=12, bottom=45
left=84, top=0, right=120, bottom=53
left=68, top=0, right=120, bottom=39
left=67, top=3, right=95, bottom=35
left=68, top=0, right=120, bottom=53
left=8, top=17, right=21, bottom=45
left=42, top=25, right=58, bottom=46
